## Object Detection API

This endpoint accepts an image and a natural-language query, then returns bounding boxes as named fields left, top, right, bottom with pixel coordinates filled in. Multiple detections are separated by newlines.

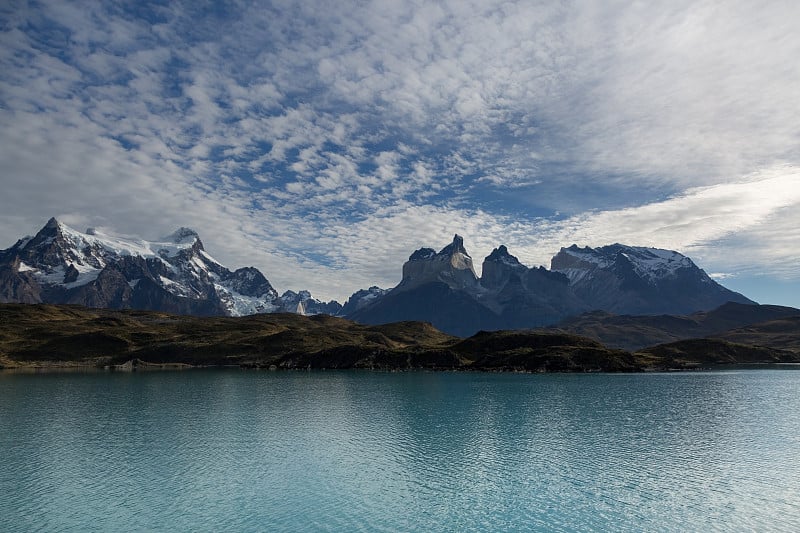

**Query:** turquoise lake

left=2, top=369, right=799, bottom=532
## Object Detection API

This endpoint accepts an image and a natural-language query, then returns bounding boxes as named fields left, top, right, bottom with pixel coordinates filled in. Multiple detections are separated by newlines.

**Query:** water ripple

left=2, top=370, right=800, bottom=531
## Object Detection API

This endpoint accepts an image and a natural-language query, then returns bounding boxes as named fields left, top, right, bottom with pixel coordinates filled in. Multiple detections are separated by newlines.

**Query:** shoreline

left=3, top=359, right=799, bottom=374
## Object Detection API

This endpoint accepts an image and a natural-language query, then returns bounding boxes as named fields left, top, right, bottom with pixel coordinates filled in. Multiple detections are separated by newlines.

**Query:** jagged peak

left=280, top=289, right=313, bottom=301
left=163, top=227, right=200, bottom=245
left=563, top=244, right=589, bottom=253
left=485, top=245, right=522, bottom=266
left=438, top=234, right=470, bottom=257
left=35, top=217, right=68, bottom=238
left=409, top=247, right=436, bottom=261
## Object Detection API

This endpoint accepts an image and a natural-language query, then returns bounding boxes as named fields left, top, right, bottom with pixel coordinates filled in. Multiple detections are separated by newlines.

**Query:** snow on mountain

left=550, top=243, right=752, bottom=315
left=348, top=236, right=754, bottom=335
left=277, top=290, right=342, bottom=316
left=340, top=286, right=388, bottom=315
left=0, top=218, right=336, bottom=317
left=553, top=244, right=698, bottom=284
left=2, top=220, right=754, bottom=329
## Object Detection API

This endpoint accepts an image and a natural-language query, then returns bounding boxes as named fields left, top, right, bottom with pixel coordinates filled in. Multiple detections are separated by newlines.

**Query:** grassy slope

left=2, top=303, right=799, bottom=372
left=0, top=304, right=636, bottom=371
left=714, top=317, right=800, bottom=353
left=549, top=302, right=800, bottom=351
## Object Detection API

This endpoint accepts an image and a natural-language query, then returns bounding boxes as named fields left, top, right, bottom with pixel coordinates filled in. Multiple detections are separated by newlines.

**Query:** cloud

left=276, top=167, right=800, bottom=300
left=1, top=0, right=799, bottom=304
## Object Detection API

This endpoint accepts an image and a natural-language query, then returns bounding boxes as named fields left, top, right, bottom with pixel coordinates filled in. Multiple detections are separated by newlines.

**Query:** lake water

left=2, top=369, right=799, bottom=532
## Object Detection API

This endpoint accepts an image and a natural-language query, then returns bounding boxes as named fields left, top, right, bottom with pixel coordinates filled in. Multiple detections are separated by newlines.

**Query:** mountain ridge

left=346, top=235, right=752, bottom=336
left=0, top=218, right=340, bottom=317
left=1, top=219, right=755, bottom=336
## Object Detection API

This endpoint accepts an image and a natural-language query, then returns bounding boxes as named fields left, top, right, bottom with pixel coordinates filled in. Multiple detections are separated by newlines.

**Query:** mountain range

left=347, top=234, right=752, bottom=336
left=0, top=218, right=754, bottom=336
left=0, top=218, right=340, bottom=317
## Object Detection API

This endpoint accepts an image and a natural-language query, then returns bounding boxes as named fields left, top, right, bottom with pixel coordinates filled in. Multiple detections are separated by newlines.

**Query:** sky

left=1, top=0, right=799, bottom=306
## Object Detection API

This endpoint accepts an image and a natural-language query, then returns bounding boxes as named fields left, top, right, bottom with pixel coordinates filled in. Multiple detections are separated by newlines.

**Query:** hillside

left=2, top=304, right=798, bottom=372
left=0, top=303, right=635, bottom=372
left=549, top=302, right=800, bottom=351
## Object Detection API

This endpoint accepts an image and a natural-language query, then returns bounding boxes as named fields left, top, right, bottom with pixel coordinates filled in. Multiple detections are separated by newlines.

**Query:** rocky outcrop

left=397, top=234, right=480, bottom=293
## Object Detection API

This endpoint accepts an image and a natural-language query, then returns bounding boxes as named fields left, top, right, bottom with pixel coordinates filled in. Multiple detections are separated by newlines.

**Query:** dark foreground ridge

left=1, top=304, right=798, bottom=372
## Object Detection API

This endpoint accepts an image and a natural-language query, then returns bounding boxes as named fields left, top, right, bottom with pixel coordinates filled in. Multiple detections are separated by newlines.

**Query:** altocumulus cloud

left=0, top=0, right=799, bottom=303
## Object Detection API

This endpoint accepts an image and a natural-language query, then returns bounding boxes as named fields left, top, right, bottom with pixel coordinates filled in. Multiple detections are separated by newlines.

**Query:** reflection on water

left=1, top=370, right=799, bottom=531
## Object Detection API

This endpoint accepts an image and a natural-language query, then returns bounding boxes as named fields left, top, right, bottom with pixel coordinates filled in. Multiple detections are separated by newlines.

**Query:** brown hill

left=3, top=303, right=799, bottom=372
left=637, top=338, right=799, bottom=370
left=714, top=316, right=800, bottom=353
left=549, top=302, right=800, bottom=351
left=0, top=303, right=638, bottom=372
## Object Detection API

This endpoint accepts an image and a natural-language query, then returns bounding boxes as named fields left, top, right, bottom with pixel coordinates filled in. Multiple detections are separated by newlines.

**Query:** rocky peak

left=163, top=227, right=203, bottom=252
left=16, top=217, right=87, bottom=269
left=481, top=245, right=526, bottom=290
left=340, top=286, right=388, bottom=315
left=409, top=247, right=436, bottom=261
left=398, top=233, right=479, bottom=293
left=438, top=234, right=469, bottom=257
left=44, top=216, right=61, bottom=231
left=484, top=245, right=523, bottom=266
left=225, top=267, right=277, bottom=299
left=549, top=243, right=753, bottom=315
left=550, top=245, right=606, bottom=274
left=278, top=289, right=342, bottom=316
left=30, top=217, right=66, bottom=244
left=552, top=243, right=700, bottom=285
left=0, top=218, right=293, bottom=318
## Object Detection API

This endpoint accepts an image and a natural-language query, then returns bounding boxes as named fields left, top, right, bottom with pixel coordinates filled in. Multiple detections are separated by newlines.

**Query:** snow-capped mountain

left=1, top=220, right=754, bottom=335
left=340, top=286, right=388, bottom=316
left=278, top=290, right=343, bottom=316
left=346, top=237, right=754, bottom=336
left=550, top=244, right=753, bottom=315
left=0, top=218, right=340, bottom=316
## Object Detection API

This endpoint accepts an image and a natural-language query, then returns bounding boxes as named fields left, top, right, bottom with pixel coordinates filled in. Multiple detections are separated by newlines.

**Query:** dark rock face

left=0, top=263, right=42, bottom=304
left=348, top=282, right=501, bottom=338
left=347, top=238, right=755, bottom=337
left=348, top=240, right=587, bottom=336
left=480, top=246, right=587, bottom=329
left=480, top=245, right=525, bottom=290
left=225, top=267, right=278, bottom=299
